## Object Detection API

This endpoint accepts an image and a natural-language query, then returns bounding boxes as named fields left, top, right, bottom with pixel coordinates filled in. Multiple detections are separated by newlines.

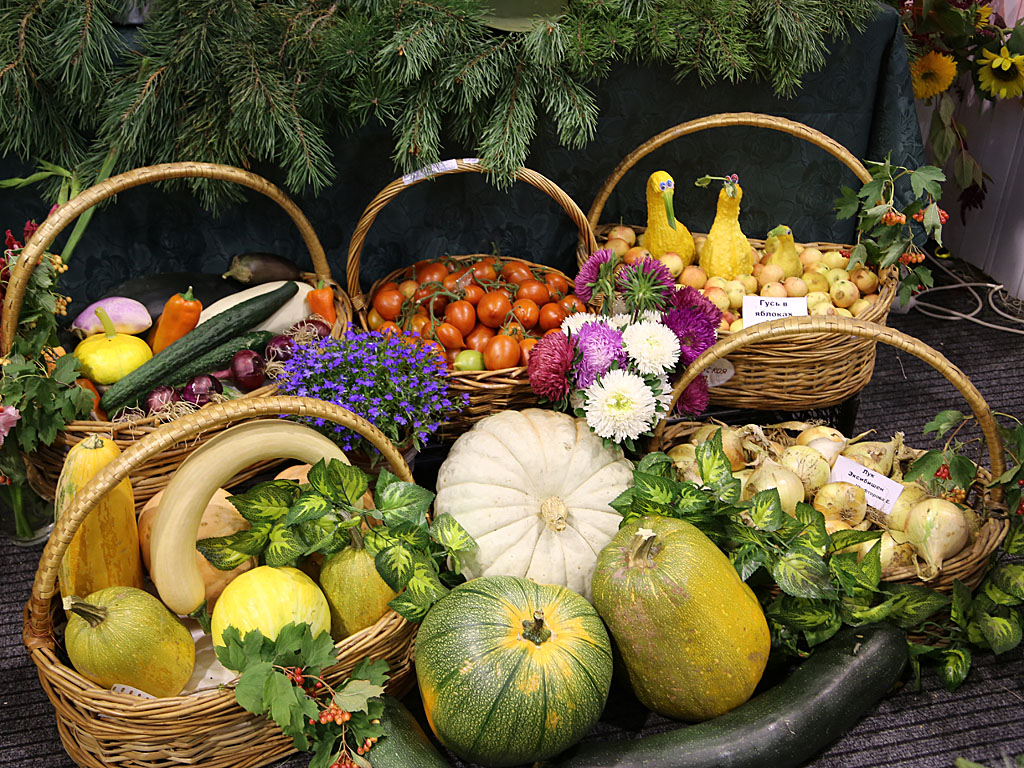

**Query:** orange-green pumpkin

left=592, top=515, right=771, bottom=721
left=414, top=575, right=612, bottom=767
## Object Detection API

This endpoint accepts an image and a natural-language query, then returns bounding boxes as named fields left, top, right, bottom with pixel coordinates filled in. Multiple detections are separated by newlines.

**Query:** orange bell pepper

left=306, top=280, right=337, bottom=326
left=148, top=287, right=203, bottom=354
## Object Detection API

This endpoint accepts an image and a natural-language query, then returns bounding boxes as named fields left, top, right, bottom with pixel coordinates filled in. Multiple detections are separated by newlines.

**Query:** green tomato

left=453, top=349, right=485, bottom=371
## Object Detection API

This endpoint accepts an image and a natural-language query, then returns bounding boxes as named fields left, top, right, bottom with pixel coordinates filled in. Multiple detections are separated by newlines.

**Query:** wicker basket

left=346, top=158, right=597, bottom=440
left=23, top=396, right=418, bottom=768
left=581, top=112, right=898, bottom=411
left=2, top=162, right=354, bottom=506
left=651, top=315, right=1010, bottom=592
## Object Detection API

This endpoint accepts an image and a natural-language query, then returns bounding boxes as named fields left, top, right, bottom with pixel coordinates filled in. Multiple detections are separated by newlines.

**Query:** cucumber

left=165, top=331, right=272, bottom=388
left=100, top=281, right=298, bottom=413
left=541, top=622, right=908, bottom=768
left=367, top=695, right=449, bottom=768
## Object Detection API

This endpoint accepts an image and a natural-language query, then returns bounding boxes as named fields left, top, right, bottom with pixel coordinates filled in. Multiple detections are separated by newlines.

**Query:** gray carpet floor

left=3, top=260, right=1023, bottom=767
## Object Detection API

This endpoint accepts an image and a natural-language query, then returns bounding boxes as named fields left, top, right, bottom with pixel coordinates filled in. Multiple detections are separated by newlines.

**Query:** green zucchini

left=165, top=331, right=273, bottom=388
left=367, top=695, right=449, bottom=768
left=541, top=622, right=908, bottom=768
left=100, top=281, right=298, bottom=413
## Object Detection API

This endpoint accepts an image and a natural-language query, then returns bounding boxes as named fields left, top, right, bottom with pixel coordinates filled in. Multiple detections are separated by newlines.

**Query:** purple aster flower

left=574, top=248, right=616, bottom=304
left=676, top=375, right=710, bottom=417
left=528, top=331, right=575, bottom=401
left=574, top=322, right=627, bottom=389
left=663, top=307, right=718, bottom=365
left=617, top=258, right=674, bottom=314
left=668, top=285, right=722, bottom=328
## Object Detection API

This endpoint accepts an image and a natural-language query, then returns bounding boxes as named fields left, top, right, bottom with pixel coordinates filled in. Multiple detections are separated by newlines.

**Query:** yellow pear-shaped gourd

left=699, top=179, right=754, bottom=280
left=74, top=307, right=152, bottom=385
left=764, top=225, right=803, bottom=278
left=640, top=171, right=695, bottom=265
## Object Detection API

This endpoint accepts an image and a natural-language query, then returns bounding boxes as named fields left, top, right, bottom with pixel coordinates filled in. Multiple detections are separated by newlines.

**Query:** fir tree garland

left=0, top=0, right=880, bottom=206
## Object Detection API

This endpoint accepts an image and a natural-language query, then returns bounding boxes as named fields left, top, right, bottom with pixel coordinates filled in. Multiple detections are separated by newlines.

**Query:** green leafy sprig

left=834, top=155, right=946, bottom=306
left=215, top=622, right=388, bottom=768
left=614, top=429, right=1022, bottom=686
left=197, top=458, right=477, bottom=622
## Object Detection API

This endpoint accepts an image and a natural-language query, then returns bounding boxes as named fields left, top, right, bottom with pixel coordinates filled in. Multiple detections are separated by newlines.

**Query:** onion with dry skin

left=841, top=436, right=900, bottom=476
left=691, top=425, right=746, bottom=471
left=796, top=425, right=846, bottom=447
left=780, top=445, right=831, bottom=501
left=904, top=497, right=971, bottom=579
left=805, top=435, right=847, bottom=467
left=813, top=482, right=867, bottom=525
left=857, top=530, right=916, bottom=576
left=887, top=482, right=931, bottom=532
left=745, top=460, right=804, bottom=516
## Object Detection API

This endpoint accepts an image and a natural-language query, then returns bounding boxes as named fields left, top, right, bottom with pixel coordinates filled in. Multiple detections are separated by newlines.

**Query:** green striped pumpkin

left=414, top=576, right=613, bottom=767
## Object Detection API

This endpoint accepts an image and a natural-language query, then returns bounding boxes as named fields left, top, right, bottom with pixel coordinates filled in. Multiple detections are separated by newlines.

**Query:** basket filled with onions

left=650, top=315, right=1010, bottom=592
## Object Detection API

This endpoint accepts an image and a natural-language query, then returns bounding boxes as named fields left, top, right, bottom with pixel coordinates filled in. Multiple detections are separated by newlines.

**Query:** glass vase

left=0, top=483, right=54, bottom=547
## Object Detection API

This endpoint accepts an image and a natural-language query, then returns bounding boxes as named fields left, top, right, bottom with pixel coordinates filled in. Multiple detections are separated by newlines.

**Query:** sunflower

left=911, top=51, right=958, bottom=100
left=978, top=46, right=1024, bottom=99
left=976, top=4, right=993, bottom=27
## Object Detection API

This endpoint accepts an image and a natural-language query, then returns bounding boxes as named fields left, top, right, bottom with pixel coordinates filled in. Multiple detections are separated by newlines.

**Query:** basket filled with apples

left=577, top=113, right=916, bottom=412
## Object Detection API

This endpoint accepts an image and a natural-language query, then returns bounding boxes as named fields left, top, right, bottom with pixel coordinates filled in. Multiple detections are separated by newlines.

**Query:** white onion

left=780, top=445, right=831, bottom=501
left=841, top=439, right=896, bottom=476
left=904, top=497, right=970, bottom=580
left=796, top=425, right=846, bottom=446
left=887, top=482, right=931, bottom=532
left=667, top=443, right=701, bottom=484
left=805, top=436, right=847, bottom=467
left=859, top=530, right=916, bottom=576
left=745, top=460, right=804, bottom=516
left=813, top=482, right=867, bottom=525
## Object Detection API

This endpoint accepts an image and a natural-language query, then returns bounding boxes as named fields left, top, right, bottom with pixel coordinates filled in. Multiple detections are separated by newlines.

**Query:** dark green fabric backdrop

left=0, top=4, right=922, bottom=309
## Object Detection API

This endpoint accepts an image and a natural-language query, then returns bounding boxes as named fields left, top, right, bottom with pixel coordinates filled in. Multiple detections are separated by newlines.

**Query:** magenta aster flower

left=528, top=332, right=575, bottom=401
left=664, top=307, right=718, bottom=365
left=676, top=375, right=710, bottom=417
left=669, top=285, right=722, bottom=328
left=574, top=322, right=627, bottom=389
left=575, top=248, right=616, bottom=304
left=617, top=259, right=674, bottom=314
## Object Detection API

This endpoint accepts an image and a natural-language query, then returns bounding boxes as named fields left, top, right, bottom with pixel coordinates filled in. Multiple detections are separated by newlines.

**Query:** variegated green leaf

left=766, top=595, right=838, bottom=631
left=633, top=471, right=678, bottom=507
left=387, top=592, right=431, bottom=623
left=884, top=583, right=950, bottom=628
left=772, top=546, right=834, bottom=600
left=284, top=490, right=333, bottom=526
left=794, top=502, right=828, bottom=553
left=982, top=579, right=1022, bottom=607
left=377, top=481, right=433, bottom=528
left=730, top=544, right=766, bottom=581
left=430, top=513, right=477, bottom=555
left=979, top=610, right=1023, bottom=655
left=937, top=647, right=971, bottom=692
left=391, top=521, right=431, bottom=551
left=195, top=536, right=253, bottom=571
left=803, top=612, right=843, bottom=647
left=951, top=579, right=972, bottom=628
left=374, top=542, right=416, bottom=591
left=828, top=528, right=882, bottom=553
left=608, top=487, right=634, bottom=518
left=406, top=555, right=448, bottom=605
left=676, top=482, right=711, bottom=514
left=695, top=431, right=736, bottom=497
left=989, top=563, right=1024, bottom=601
left=748, top=488, right=785, bottom=532
left=362, top=528, right=399, bottom=558
left=297, top=517, right=336, bottom=553
left=636, top=451, right=675, bottom=479
left=229, top=482, right=297, bottom=523
left=264, top=524, right=306, bottom=567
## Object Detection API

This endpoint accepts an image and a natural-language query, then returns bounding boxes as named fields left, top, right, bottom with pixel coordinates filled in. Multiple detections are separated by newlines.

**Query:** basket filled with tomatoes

left=345, top=159, right=597, bottom=440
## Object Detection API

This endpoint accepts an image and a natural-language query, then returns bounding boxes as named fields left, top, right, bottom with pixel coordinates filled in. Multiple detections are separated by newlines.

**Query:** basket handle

left=2, top=162, right=333, bottom=356
left=652, top=316, right=1005, bottom=493
left=345, top=159, right=599, bottom=311
left=586, top=112, right=874, bottom=234
left=24, top=396, right=413, bottom=650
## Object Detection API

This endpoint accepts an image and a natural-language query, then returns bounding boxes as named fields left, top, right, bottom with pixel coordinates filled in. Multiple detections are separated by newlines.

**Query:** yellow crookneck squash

left=640, top=170, right=695, bottom=265
left=698, top=178, right=754, bottom=280
left=56, top=435, right=144, bottom=604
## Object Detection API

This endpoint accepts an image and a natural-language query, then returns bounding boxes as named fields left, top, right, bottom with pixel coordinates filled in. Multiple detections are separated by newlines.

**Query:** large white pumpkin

left=434, top=409, right=634, bottom=601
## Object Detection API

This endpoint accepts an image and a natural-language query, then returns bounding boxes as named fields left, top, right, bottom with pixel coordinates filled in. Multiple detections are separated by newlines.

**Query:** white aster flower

left=622, top=320, right=681, bottom=375
left=584, top=369, right=657, bottom=442
left=561, top=312, right=606, bottom=337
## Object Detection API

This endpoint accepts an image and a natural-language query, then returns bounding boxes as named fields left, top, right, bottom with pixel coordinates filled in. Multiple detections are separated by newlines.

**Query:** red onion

left=230, top=349, right=266, bottom=391
left=180, top=374, right=223, bottom=406
left=145, top=385, right=180, bottom=414
left=289, top=317, right=331, bottom=340
left=265, top=334, right=296, bottom=362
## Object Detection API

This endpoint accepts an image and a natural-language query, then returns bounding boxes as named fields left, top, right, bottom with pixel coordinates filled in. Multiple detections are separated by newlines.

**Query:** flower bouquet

left=527, top=250, right=721, bottom=450
left=273, top=329, right=467, bottom=461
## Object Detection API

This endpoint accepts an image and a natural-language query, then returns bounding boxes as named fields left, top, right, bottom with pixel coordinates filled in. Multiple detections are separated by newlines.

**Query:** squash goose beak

left=663, top=191, right=676, bottom=229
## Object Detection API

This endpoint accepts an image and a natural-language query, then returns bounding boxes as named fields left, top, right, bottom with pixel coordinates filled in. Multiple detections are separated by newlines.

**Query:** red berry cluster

left=899, top=251, right=926, bottom=265
left=355, top=735, right=379, bottom=756
left=881, top=210, right=906, bottom=226
left=934, top=464, right=951, bottom=480
left=284, top=666, right=306, bottom=686
left=329, top=756, right=358, bottom=768
left=941, top=488, right=967, bottom=504
left=318, top=703, right=352, bottom=726
left=912, top=207, right=949, bottom=224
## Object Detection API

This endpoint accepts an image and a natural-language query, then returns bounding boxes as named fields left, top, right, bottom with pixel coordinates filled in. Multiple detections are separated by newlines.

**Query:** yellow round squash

left=210, top=566, right=330, bottom=646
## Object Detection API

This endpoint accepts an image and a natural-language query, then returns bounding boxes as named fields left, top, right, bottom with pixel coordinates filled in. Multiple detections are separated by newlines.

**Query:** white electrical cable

left=907, top=253, right=1024, bottom=335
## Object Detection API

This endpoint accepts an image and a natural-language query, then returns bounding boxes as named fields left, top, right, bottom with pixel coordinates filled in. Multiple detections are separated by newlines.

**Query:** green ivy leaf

left=748, top=488, right=785, bottom=532
left=948, top=455, right=976, bottom=490
left=834, top=186, right=861, bottom=220
left=929, top=112, right=956, bottom=166
left=937, top=647, right=971, bottom=692
left=195, top=535, right=254, bottom=571
left=884, top=583, right=950, bottom=629
left=903, top=450, right=945, bottom=484
left=264, top=523, right=306, bottom=567
left=284, top=491, right=333, bottom=526
left=214, top=626, right=248, bottom=672
left=771, top=546, right=835, bottom=600
left=924, top=410, right=966, bottom=437
left=730, top=544, right=767, bottom=581
left=979, top=610, right=1023, bottom=655
left=830, top=551, right=881, bottom=596
left=910, top=165, right=945, bottom=199
left=374, top=542, right=416, bottom=591
left=230, top=482, right=298, bottom=523
left=636, top=451, right=676, bottom=479
left=234, top=661, right=274, bottom=714
left=388, top=592, right=432, bottom=622
left=989, top=563, right=1024, bottom=601
left=629, top=494, right=677, bottom=520
left=300, top=629, right=340, bottom=673
left=951, top=579, right=973, bottom=629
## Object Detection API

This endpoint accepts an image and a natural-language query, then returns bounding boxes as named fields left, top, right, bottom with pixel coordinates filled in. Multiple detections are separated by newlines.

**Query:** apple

left=607, top=225, right=637, bottom=247
left=623, top=246, right=653, bottom=265
left=752, top=262, right=765, bottom=280
left=703, top=286, right=730, bottom=311
left=849, top=298, right=872, bottom=317
left=728, top=317, right=744, bottom=333
left=760, top=281, right=788, bottom=298
left=658, top=251, right=685, bottom=278
left=783, top=276, right=808, bottom=298
left=806, top=291, right=831, bottom=310
left=811, top=301, right=837, bottom=316
left=757, top=263, right=785, bottom=288
left=830, top=279, right=860, bottom=308
left=849, top=267, right=879, bottom=295
left=863, top=292, right=880, bottom=304
left=821, top=250, right=850, bottom=270
left=825, top=268, right=850, bottom=287
left=705, top=276, right=729, bottom=291
left=799, top=247, right=823, bottom=268
left=693, top=234, right=707, bottom=256
left=834, top=307, right=854, bottom=318
left=680, top=264, right=707, bottom=289
left=725, top=280, right=746, bottom=309
left=604, top=237, right=630, bottom=258
left=802, top=272, right=829, bottom=294
left=737, top=274, right=758, bottom=294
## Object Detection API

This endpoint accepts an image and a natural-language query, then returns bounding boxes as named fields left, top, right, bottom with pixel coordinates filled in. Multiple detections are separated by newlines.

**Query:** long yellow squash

left=56, top=435, right=144, bottom=602
left=150, top=420, right=349, bottom=616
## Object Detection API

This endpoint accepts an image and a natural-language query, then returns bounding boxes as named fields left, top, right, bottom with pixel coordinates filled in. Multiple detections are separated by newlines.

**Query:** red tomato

left=378, top=321, right=401, bottom=336
left=560, top=294, right=587, bottom=315
left=407, top=314, right=430, bottom=336
left=516, top=279, right=550, bottom=306
left=465, top=324, right=496, bottom=352
left=463, top=283, right=485, bottom=306
left=472, top=260, right=497, bottom=283
left=544, top=272, right=570, bottom=300
left=538, top=302, right=567, bottom=331
left=477, top=291, right=513, bottom=329
left=435, top=322, right=466, bottom=350
left=483, top=334, right=521, bottom=370
left=519, top=338, right=538, bottom=366
left=417, top=262, right=449, bottom=285
left=372, top=289, right=404, bottom=321
left=501, top=260, right=533, bottom=284
left=511, top=298, right=539, bottom=329
left=398, top=279, right=419, bottom=299
left=377, top=280, right=400, bottom=294
left=367, top=307, right=385, bottom=331
left=544, top=328, right=564, bottom=336
left=413, top=286, right=448, bottom=316
left=408, top=260, right=431, bottom=279
left=444, top=300, right=477, bottom=337
left=443, top=267, right=471, bottom=292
